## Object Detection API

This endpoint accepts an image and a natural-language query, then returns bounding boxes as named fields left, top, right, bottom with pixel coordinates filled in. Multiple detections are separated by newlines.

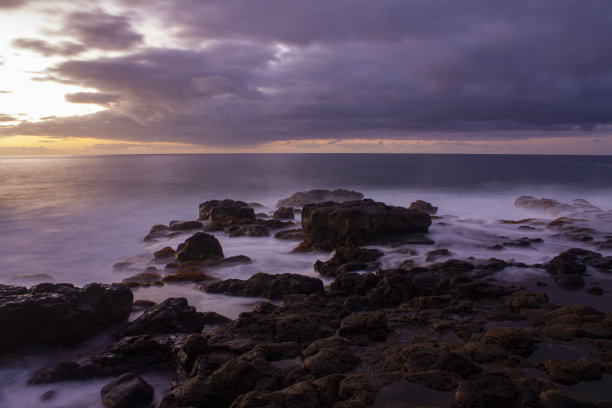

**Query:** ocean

left=1, top=153, right=612, bottom=406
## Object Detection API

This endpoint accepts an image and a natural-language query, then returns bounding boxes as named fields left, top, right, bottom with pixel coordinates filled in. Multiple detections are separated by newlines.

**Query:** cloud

left=64, top=10, right=143, bottom=50
left=3, top=0, right=612, bottom=149
left=12, top=38, right=86, bottom=57
left=0, top=114, right=18, bottom=122
left=0, top=0, right=25, bottom=9
left=65, top=92, right=121, bottom=105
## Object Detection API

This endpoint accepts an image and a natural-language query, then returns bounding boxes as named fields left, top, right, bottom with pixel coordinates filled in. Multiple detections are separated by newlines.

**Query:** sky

left=0, top=0, right=611, bottom=154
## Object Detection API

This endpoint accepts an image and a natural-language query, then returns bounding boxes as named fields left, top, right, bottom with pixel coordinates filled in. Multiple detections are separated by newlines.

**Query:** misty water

left=2, top=153, right=612, bottom=407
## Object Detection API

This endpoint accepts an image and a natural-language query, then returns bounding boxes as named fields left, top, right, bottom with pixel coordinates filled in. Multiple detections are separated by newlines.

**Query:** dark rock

left=101, top=373, right=154, bottom=408
left=302, top=337, right=360, bottom=378
left=314, top=247, right=383, bottom=277
left=330, top=272, right=379, bottom=297
left=0, top=283, right=132, bottom=354
left=204, top=273, right=324, bottom=300
left=503, top=237, right=544, bottom=247
left=480, top=326, right=539, bottom=356
left=339, top=311, right=388, bottom=344
left=124, top=298, right=207, bottom=336
left=540, top=389, right=596, bottom=408
left=247, top=225, right=270, bottom=237
left=132, top=300, right=157, bottom=312
left=408, top=200, right=438, bottom=215
left=545, top=357, right=605, bottom=385
left=174, top=232, right=224, bottom=262
left=585, top=286, right=604, bottom=296
left=144, top=224, right=170, bottom=241
left=169, top=220, right=203, bottom=231
left=199, top=199, right=255, bottom=221
left=0, top=284, right=28, bottom=296
left=300, top=199, right=431, bottom=250
left=274, top=229, right=305, bottom=241
left=425, top=248, right=451, bottom=262
left=554, top=274, right=585, bottom=289
left=154, top=246, right=176, bottom=261
left=514, top=196, right=599, bottom=214
left=526, top=304, right=611, bottom=340
left=432, top=352, right=480, bottom=378
left=276, top=189, right=364, bottom=207
left=122, top=271, right=163, bottom=287
left=273, top=207, right=295, bottom=219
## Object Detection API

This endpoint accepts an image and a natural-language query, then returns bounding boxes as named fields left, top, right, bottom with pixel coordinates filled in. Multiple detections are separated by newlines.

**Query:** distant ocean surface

left=1, top=153, right=612, bottom=287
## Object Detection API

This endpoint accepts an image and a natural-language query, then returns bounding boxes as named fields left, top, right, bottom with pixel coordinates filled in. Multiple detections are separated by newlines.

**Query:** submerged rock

left=204, top=273, right=324, bottom=300
left=0, top=283, right=132, bottom=354
left=300, top=199, right=432, bottom=250
left=174, top=232, right=224, bottom=262
left=101, top=373, right=154, bottom=408
left=276, top=189, right=364, bottom=207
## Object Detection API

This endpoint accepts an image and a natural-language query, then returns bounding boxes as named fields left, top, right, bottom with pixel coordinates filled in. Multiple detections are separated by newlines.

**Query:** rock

left=544, top=357, right=605, bottom=385
left=546, top=248, right=598, bottom=290
left=408, top=200, right=438, bottom=215
left=330, top=272, right=379, bottom=297
left=101, top=373, right=154, bottom=408
left=432, top=352, right=481, bottom=378
left=539, top=389, right=596, bottom=408
left=273, top=207, right=295, bottom=219
left=274, top=229, right=305, bottom=241
left=169, top=220, right=203, bottom=231
left=502, top=237, right=544, bottom=247
left=526, top=304, right=611, bottom=340
left=247, top=225, right=270, bottom=237
left=276, top=189, right=364, bottom=207
left=204, top=273, right=324, bottom=300
left=514, top=196, right=600, bottom=214
left=0, top=283, right=132, bottom=354
left=122, top=272, right=163, bottom=287
left=314, top=247, right=383, bottom=277
left=480, top=326, right=539, bottom=356
left=585, top=286, right=604, bottom=296
left=302, top=337, right=360, bottom=378
left=154, top=246, right=176, bottom=261
left=425, top=248, right=451, bottom=262
left=339, top=311, right=388, bottom=344
left=124, top=298, right=207, bottom=336
left=300, top=199, right=431, bottom=250
left=144, top=224, right=170, bottom=241
left=174, top=232, right=224, bottom=262
left=199, top=199, right=255, bottom=221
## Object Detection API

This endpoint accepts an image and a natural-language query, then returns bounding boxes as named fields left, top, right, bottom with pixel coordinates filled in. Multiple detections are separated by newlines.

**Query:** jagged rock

left=204, top=273, right=324, bottom=300
left=101, top=373, right=154, bottom=408
left=274, top=229, right=305, bottom=241
left=314, top=247, right=383, bottom=277
left=124, top=298, right=207, bottom=336
left=300, top=199, right=431, bottom=250
left=276, top=189, right=364, bottom=207
left=199, top=199, right=255, bottom=221
left=408, top=200, right=438, bottom=215
left=273, top=207, right=295, bottom=219
left=174, top=232, right=224, bottom=262
left=0, top=283, right=132, bottom=354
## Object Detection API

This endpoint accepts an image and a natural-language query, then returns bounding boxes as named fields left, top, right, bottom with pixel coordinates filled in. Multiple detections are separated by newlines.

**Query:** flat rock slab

left=204, top=273, right=324, bottom=300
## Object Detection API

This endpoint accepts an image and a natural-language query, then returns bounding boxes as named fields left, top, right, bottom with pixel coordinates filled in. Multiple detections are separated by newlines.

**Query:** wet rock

left=526, top=304, right=612, bottom=340
left=0, top=284, right=28, bottom=296
left=247, top=225, right=270, bottom=237
left=425, top=248, right=451, bottom=262
left=546, top=248, right=599, bottom=290
left=544, top=357, right=605, bottom=385
left=454, top=373, right=549, bottom=408
left=314, top=247, right=383, bottom=277
left=432, top=352, right=481, bottom=378
left=480, top=326, right=539, bottom=356
left=276, top=189, right=364, bottom=208
left=199, top=199, right=255, bottom=221
left=274, top=229, right=305, bottom=241
left=302, top=337, right=360, bottom=377
left=174, top=232, right=224, bottom=262
left=169, top=220, right=203, bottom=231
left=0, top=283, right=132, bottom=354
left=502, top=237, right=544, bottom=247
left=204, top=273, right=324, bottom=300
left=300, top=199, right=431, bottom=250
left=514, top=196, right=600, bottom=214
left=124, top=298, right=207, bottom=336
left=101, top=373, right=154, bottom=408
left=403, top=370, right=459, bottom=391
left=539, top=389, right=596, bottom=408
left=408, top=200, right=438, bottom=215
left=122, top=271, right=163, bottom=287
left=329, top=272, right=379, bottom=297
left=154, top=246, right=176, bottom=261
left=144, top=224, right=170, bottom=242
left=339, top=311, right=388, bottom=344
left=273, top=207, right=295, bottom=219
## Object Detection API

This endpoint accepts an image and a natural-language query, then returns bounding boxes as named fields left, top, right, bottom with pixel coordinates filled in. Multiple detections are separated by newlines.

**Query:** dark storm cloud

left=4, top=0, right=612, bottom=146
left=12, top=38, right=86, bottom=56
left=64, top=10, right=143, bottom=50
left=65, top=92, right=121, bottom=105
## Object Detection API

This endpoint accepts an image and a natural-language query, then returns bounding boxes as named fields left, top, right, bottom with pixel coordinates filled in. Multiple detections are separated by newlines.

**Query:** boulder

left=314, top=247, right=383, bottom=277
left=204, top=273, right=324, bottom=300
left=408, top=200, right=438, bottom=215
left=300, top=199, right=431, bottom=250
left=124, top=298, right=207, bottom=336
left=199, top=199, right=255, bottom=221
left=101, top=373, right=154, bottom=408
left=514, top=196, right=600, bottom=214
left=338, top=311, right=388, bottom=344
left=154, top=246, right=176, bottom=261
left=276, top=189, right=364, bottom=208
left=174, top=232, right=224, bottom=262
left=302, top=337, right=360, bottom=378
left=169, top=220, right=203, bottom=231
left=274, top=229, right=305, bottom=241
left=273, top=207, right=295, bottom=219
left=0, top=283, right=132, bottom=354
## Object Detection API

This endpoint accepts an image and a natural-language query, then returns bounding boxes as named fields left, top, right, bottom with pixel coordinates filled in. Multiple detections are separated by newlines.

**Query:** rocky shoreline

left=1, top=189, right=611, bottom=408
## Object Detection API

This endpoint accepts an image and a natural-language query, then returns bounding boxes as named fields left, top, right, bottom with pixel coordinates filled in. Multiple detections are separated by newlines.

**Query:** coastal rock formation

left=101, top=373, right=154, bottom=408
left=300, top=199, right=432, bottom=250
left=174, top=232, right=224, bottom=262
left=124, top=297, right=208, bottom=336
left=273, top=207, right=295, bottom=219
left=274, top=228, right=305, bottom=241
left=199, top=199, right=255, bottom=222
left=408, top=200, right=438, bottom=215
left=514, top=196, right=600, bottom=214
left=276, top=189, right=364, bottom=207
left=314, top=246, right=383, bottom=277
left=0, top=283, right=132, bottom=354
left=204, top=273, right=325, bottom=300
